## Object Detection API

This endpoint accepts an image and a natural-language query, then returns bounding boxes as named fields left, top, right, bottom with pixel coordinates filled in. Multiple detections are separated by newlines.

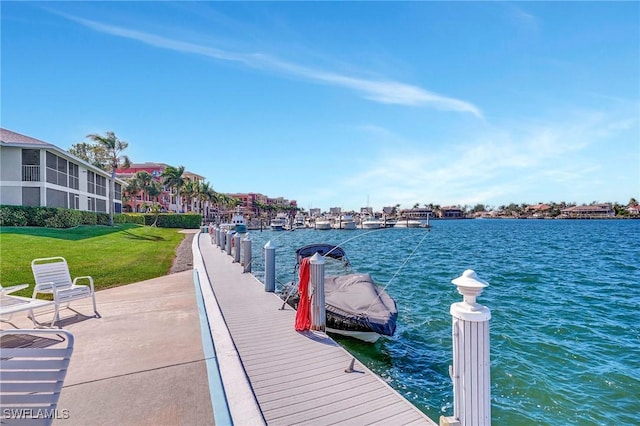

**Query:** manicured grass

left=0, top=224, right=186, bottom=297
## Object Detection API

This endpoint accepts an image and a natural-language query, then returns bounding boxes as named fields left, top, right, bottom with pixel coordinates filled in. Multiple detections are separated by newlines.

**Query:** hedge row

left=0, top=205, right=202, bottom=229
left=118, top=212, right=202, bottom=228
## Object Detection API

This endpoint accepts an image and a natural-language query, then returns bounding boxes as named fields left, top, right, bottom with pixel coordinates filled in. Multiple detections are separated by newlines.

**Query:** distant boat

left=315, top=218, right=332, bottom=230
left=394, top=218, right=422, bottom=228
left=231, top=213, right=247, bottom=233
left=332, top=215, right=357, bottom=230
left=294, top=213, right=306, bottom=229
left=382, top=218, right=397, bottom=228
left=270, top=217, right=286, bottom=231
left=360, top=216, right=382, bottom=229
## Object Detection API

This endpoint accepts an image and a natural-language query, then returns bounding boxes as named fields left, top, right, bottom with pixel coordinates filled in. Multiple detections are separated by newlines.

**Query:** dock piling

left=310, top=252, right=326, bottom=331
left=440, top=269, right=491, bottom=426
left=264, top=240, right=275, bottom=292
left=242, top=233, right=252, bottom=273
left=233, top=233, right=241, bottom=263
left=225, top=230, right=233, bottom=255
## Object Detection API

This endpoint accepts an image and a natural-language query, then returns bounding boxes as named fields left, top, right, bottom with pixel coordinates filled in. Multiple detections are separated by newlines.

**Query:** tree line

left=68, top=131, right=299, bottom=224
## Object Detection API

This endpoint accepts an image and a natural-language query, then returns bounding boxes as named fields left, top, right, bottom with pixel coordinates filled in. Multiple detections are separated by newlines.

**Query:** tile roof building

left=0, top=128, right=124, bottom=214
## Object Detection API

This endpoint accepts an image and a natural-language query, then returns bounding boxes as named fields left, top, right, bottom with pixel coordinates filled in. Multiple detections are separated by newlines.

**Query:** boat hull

left=326, top=328, right=381, bottom=343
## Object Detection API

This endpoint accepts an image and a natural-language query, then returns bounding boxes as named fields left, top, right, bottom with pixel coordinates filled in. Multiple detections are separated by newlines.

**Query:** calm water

left=245, top=219, right=639, bottom=425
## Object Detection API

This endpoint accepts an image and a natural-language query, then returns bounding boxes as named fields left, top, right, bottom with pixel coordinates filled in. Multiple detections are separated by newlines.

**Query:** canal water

left=245, top=219, right=639, bottom=425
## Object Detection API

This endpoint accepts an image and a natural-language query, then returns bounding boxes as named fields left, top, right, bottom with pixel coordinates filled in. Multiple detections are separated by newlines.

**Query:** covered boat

left=285, top=243, right=398, bottom=342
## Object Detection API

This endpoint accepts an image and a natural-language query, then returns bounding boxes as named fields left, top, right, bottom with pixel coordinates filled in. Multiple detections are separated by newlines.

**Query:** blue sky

left=2, top=2, right=638, bottom=211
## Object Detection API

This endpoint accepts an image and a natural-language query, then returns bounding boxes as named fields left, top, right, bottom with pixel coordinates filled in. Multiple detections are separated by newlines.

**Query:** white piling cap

left=264, top=240, right=275, bottom=249
left=452, top=269, right=488, bottom=303
left=451, top=269, right=491, bottom=321
left=310, top=252, right=325, bottom=264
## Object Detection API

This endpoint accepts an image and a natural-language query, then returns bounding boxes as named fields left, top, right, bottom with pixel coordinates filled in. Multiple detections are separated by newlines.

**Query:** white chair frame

left=0, top=329, right=74, bottom=426
left=31, top=257, right=98, bottom=324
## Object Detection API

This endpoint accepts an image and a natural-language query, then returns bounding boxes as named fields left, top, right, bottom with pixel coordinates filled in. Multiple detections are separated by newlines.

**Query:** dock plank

left=197, top=234, right=436, bottom=425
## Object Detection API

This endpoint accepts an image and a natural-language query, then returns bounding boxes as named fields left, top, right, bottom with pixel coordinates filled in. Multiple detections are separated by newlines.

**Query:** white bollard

left=225, top=230, right=233, bottom=255
left=310, top=252, right=326, bottom=332
left=440, top=270, right=491, bottom=426
left=233, top=233, right=241, bottom=263
left=217, top=228, right=224, bottom=249
left=264, top=240, right=275, bottom=292
left=242, top=233, right=252, bottom=273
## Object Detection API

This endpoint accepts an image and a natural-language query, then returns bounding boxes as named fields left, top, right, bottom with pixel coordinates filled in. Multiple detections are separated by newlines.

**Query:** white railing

left=22, top=165, right=40, bottom=181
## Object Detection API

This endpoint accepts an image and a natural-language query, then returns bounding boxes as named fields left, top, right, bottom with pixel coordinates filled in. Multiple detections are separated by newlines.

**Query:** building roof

left=528, top=203, right=551, bottom=211
left=0, top=128, right=125, bottom=183
left=561, top=204, right=612, bottom=213
left=0, top=128, right=53, bottom=147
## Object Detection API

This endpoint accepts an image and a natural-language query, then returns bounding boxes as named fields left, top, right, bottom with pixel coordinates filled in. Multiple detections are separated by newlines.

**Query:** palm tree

left=123, top=178, right=142, bottom=212
left=134, top=171, right=154, bottom=211
left=85, top=132, right=131, bottom=225
left=146, top=181, right=162, bottom=207
left=198, top=182, right=218, bottom=220
left=181, top=180, right=199, bottom=213
left=161, top=166, right=185, bottom=212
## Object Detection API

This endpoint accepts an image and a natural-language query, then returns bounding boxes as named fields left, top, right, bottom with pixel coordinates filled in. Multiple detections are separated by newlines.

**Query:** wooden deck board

left=198, top=234, right=436, bottom=425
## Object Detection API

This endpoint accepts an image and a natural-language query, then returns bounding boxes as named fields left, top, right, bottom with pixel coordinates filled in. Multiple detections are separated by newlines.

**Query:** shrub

left=96, top=213, right=110, bottom=225
left=0, top=205, right=201, bottom=229
left=80, top=211, right=97, bottom=225
left=0, top=206, right=28, bottom=226
left=153, top=213, right=202, bottom=228
left=115, top=213, right=145, bottom=225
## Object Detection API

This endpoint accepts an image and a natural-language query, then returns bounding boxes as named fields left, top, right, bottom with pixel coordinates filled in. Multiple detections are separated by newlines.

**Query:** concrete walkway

left=1, top=270, right=215, bottom=426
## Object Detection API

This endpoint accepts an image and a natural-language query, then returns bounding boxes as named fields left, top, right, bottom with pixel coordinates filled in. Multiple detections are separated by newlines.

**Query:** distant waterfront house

left=525, top=203, right=553, bottom=218
left=560, top=204, right=614, bottom=218
left=439, top=206, right=465, bottom=218
left=117, top=162, right=208, bottom=214
left=0, top=128, right=123, bottom=214
left=309, top=208, right=321, bottom=218
left=628, top=205, right=640, bottom=215
left=360, top=207, right=373, bottom=215
left=116, top=162, right=171, bottom=213
left=399, top=207, right=433, bottom=220
left=227, top=192, right=297, bottom=215
left=226, top=192, right=267, bottom=217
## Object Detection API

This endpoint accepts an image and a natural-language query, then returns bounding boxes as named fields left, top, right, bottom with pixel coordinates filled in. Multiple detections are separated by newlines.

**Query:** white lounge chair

left=1, top=284, right=55, bottom=327
left=31, top=257, right=98, bottom=324
left=0, top=329, right=74, bottom=425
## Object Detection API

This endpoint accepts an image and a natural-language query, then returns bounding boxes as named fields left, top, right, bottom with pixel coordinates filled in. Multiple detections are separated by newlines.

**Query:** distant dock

left=194, top=232, right=437, bottom=425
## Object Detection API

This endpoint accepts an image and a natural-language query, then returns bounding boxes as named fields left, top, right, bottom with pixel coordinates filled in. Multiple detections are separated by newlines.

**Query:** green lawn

left=0, top=224, right=187, bottom=297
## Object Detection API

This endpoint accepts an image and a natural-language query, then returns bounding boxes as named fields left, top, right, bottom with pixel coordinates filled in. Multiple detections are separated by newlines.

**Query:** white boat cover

left=324, top=273, right=397, bottom=336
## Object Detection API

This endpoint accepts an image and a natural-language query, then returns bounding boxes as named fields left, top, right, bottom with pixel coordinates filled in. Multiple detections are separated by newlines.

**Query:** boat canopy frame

left=295, top=244, right=350, bottom=266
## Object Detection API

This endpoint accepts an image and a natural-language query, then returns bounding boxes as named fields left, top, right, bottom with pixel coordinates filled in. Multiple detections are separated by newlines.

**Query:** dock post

left=440, top=270, right=491, bottom=426
left=225, top=230, right=233, bottom=255
left=264, top=240, right=276, bottom=292
left=242, top=233, right=252, bottom=273
left=217, top=228, right=224, bottom=250
left=233, top=232, right=241, bottom=263
left=310, top=252, right=326, bottom=332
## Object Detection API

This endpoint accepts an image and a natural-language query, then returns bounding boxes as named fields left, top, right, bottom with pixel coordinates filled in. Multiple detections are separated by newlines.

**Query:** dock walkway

left=196, top=232, right=436, bottom=425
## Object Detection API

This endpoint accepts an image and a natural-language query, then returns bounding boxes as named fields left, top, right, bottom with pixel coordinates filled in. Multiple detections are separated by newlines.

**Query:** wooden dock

left=195, top=233, right=437, bottom=425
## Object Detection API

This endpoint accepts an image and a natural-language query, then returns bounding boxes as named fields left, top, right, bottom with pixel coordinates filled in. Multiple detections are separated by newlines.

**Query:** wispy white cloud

left=63, top=14, right=482, bottom=118
left=503, top=3, right=539, bottom=35
left=340, top=109, right=638, bottom=207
